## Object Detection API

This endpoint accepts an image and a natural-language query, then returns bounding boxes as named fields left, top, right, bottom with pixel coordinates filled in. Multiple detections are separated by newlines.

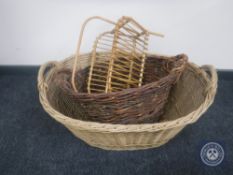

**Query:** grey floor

left=0, top=67, right=232, bottom=175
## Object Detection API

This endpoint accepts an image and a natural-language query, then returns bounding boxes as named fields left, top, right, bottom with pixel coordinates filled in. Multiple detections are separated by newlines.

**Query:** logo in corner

left=200, top=142, right=224, bottom=166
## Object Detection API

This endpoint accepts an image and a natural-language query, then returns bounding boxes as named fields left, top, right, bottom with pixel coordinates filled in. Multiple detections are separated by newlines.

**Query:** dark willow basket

left=47, top=53, right=188, bottom=124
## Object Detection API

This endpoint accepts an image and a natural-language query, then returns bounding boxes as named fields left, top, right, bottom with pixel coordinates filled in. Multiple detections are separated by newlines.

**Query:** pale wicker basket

left=38, top=53, right=217, bottom=150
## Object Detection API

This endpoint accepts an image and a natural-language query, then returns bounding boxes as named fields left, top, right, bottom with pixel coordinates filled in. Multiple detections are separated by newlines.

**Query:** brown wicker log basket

left=37, top=16, right=218, bottom=150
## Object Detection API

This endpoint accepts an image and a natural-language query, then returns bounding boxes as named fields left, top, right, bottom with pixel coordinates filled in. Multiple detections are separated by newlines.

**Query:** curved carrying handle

left=200, top=65, right=218, bottom=93
left=71, top=16, right=165, bottom=92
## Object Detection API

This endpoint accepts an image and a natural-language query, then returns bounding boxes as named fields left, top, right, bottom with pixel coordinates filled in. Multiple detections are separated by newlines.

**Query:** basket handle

left=201, top=65, right=218, bottom=92
left=71, top=16, right=165, bottom=92
left=71, top=16, right=116, bottom=92
left=38, top=61, right=58, bottom=89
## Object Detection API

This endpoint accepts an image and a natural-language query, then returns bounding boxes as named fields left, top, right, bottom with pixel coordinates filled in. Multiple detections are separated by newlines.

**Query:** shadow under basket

left=45, top=53, right=187, bottom=124
left=38, top=53, right=217, bottom=150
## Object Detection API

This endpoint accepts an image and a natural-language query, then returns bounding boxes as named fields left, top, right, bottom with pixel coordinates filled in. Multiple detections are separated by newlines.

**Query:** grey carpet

left=0, top=67, right=232, bottom=175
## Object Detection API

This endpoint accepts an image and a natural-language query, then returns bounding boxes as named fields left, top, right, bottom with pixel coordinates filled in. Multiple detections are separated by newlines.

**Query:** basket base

left=85, top=139, right=170, bottom=151
left=66, top=125, right=185, bottom=151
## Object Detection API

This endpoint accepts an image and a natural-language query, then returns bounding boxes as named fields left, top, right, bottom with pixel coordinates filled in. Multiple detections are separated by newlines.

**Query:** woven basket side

left=161, top=64, right=210, bottom=121
left=66, top=125, right=184, bottom=150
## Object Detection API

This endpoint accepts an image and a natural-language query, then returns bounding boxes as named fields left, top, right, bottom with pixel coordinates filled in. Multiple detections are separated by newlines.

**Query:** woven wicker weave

left=38, top=53, right=217, bottom=150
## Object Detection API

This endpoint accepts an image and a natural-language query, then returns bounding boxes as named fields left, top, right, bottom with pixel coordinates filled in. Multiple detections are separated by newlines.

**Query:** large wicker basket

left=38, top=53, right=217, bottom=150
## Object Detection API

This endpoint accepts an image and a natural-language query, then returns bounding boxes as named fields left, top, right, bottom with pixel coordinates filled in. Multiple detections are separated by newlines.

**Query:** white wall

left=0, top=0, right=233, bottom=68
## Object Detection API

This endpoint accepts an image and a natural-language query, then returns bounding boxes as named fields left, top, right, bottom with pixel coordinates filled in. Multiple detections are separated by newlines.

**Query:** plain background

left=0, top=0, right=233, bottom=68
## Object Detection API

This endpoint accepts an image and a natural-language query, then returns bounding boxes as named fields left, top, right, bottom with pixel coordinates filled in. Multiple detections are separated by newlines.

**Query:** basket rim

left=38, top=53, right=217, bottom=133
